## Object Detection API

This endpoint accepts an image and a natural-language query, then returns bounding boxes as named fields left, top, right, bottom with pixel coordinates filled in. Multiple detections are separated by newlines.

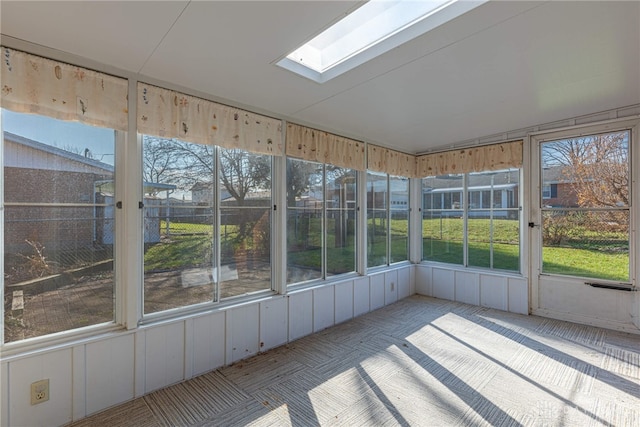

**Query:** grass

left=423, top=217, right=518, bottom=243
left=147, top=217, right=629, bottom=281
left=288, top=217, right=410, bottom=272
left=542, top=247, right=628, bottom=281
left=160, top=220, right=213, bottom=234
left=422, top=217, right=629, bottom=280
left=144, top=233, right=213, bottom=271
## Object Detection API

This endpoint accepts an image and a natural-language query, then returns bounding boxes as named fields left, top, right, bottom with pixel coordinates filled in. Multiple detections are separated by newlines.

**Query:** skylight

left=277, top=0, right=487, bottom=83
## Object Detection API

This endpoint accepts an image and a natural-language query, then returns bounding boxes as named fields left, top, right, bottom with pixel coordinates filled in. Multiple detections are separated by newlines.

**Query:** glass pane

left=219, top=147, right=272, bottom=298
left=287, top=158, right=323, bottom=284
left=422, top=175, right=463, bottom=264
left=542, top=131, right=629, bottom=208
left=367, top=172, right=387, bottom=267
left=542, top=210, right=629, bottom=281
left=326, top=167, right=356, bottom=276
left=540, top=131, right=630, bottom=281
left=467, top=169, right=520, bottom=271
left=3, top=110, right=116, bottom=342
left=143, top=137, right=215, bottom=314
left=389, top=176, right=409, bottom=264
left=467, top=214, right=520, bottom=271
left=220, top=208, right=271, bottom=298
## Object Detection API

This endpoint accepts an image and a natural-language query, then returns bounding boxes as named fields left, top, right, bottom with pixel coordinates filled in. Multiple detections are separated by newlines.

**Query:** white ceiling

left=1, top=1, right=639, bottom=154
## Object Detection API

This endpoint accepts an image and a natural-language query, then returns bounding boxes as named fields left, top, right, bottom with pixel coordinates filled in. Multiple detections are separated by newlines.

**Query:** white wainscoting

left=353, top=276, right=371, bottom=317
left=416, top=263, right=640, bottom=332
left=4, top=348, right=73, bottom=427
left=369, top=273, right=386, bottom=310
left=0, top=265, right=414, bottom=426
left=535, top=276, right=639, bottom=333
left=84, top=334, right=135, bottom=416
left=416, top=264, right=528, bottom=315
left=259, top=296, right=289, bottom=352
left=189, top=311, right=226, bottom=377
left=335, top=281, right=355, bottom=324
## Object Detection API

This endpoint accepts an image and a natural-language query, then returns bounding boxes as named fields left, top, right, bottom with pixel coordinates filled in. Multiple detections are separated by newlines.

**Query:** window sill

left=1, top=322, right=125, bottom=361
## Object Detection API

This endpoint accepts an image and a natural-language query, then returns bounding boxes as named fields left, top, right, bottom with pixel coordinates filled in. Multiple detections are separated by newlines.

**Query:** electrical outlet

left=30, top=379, right=49, bottom=405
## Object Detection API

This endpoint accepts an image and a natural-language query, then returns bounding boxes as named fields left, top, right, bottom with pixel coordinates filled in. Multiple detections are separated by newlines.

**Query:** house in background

left=3, top=132, right=172, bottom=253
left=422, top=170, right=520, bottom=218
left=541, top=166, right=579, bottom=208
left=3, top=132, right=115, bottom=253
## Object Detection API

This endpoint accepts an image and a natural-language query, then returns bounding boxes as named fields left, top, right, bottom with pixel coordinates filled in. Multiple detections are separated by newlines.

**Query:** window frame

left=218, top=147, right=275, bottom=299
left=140, top=139, right=278, bottom=321
left=286, top=158, right=359, bottom=286
left=366, top=172, right=411, bottom=270
left=1, top=110, right=125, bottom=349
left=421, top=168, right=522, bottom=273
left=535, top=124, right=634, bottom=283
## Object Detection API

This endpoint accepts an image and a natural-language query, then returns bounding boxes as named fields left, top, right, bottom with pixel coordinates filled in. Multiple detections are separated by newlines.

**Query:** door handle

left=528, top=222, right=539, bottom=228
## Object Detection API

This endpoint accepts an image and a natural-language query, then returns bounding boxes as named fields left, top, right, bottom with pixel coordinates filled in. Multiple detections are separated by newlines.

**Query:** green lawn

left=160, top=220, right=213, bottom=234
left=148, top=218, right=629, bottom=281
left=423, top=217, right=518, bottom=243
left=422, top=217, right=629, bottom=280
left=146, top=221, right=223, bottom=272
left=542, top=247, right=628, bottom=281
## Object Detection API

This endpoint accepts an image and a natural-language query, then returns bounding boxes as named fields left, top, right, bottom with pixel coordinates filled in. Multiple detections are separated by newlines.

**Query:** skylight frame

left=276, top=0, right=488, bottom=84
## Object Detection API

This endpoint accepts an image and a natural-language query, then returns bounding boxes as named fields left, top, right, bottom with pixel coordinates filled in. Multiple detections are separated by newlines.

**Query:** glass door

left=530, top=122, right=635, bottom=324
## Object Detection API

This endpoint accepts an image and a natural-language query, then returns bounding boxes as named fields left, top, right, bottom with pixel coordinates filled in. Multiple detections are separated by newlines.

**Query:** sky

left=2, top=109, right=116, bottom=165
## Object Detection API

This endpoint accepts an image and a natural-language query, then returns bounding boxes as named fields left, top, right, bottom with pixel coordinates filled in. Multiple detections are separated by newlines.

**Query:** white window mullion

left=273, top=155, right=287, bottom=294
left=0, top=110, right=5, bottom=344
left=122, top=77, right=142, bottom=330
left=322, top=165, right=327, bottom=279
left=409, top=178, right=421, bottom=264
left=214, top=147, right=221, bottom=302
left=630, top=121, right=638, bottom=291
left=462, top=174, right=469, bottom=267
left=386, top=175, right=391, bottom=265
left=357, top=169, right=367, bottom=274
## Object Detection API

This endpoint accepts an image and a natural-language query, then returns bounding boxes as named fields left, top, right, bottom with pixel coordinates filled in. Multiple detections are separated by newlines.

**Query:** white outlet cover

left=30, top=379, right=50, bottom=405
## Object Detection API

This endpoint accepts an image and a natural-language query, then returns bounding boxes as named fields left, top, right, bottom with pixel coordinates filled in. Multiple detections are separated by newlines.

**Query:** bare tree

left=142, top=136, right=180, bottom=195
left=542, top=131, right=629, bottom=208
left=142, top=137, right=218, bottom=197
left=286, top=159, right=321, bottom=207
left=219, top=148, right=270, bottom=205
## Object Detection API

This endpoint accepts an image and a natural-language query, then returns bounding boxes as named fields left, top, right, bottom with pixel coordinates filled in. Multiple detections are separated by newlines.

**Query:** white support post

left=273, top=132, right=288, bottom=294
left=357, top=168, right=368, bottom=275
left=409, top=177, right=422, bottom=264
left=120, top=78, right=143, bottom=329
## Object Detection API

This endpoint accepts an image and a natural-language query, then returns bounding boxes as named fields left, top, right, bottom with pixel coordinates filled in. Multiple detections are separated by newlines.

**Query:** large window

left=540, top=130, right=630, bottom=281
left=143, top=139, right=274, bottom=315
left=142, top=137, right=216, bottom=314
left=367, top=172, right=409, bottom=268
left=219, top=148, right=272, bottom=298
left=326, top=165, right=358, bottom=276
left=422, top=174, right=464, bottom=265
left=422, top=169, right=520, bottom=272
left=3, top=110, right=117, bottom=342
left=286, top=159, right=357, bottom=284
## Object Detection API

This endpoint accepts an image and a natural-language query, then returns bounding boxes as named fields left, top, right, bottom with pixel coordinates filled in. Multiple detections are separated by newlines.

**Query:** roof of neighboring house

left=4, top=131, right=114, bottom=173
left=423, top=169, right=520, bottom=190
left=191, top=181, right=213, bottom=192
left=542, top=166, right=574, bottom=184
left=427, top=183, right=518, bottom=193
left=5, top=131, right=177, bottom=193
left=221, top=190, right=271, bottom=202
